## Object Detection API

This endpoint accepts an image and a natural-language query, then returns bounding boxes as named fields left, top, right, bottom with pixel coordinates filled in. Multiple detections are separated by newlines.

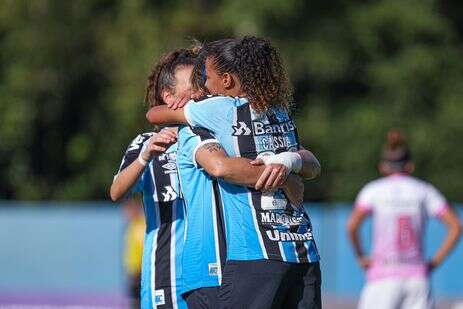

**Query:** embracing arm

left=110, top=159, right=147, bottom=202
left=297, top=148, right=321, bottom=180
left=146, top=105, right=187, bottom=126
left=110, top=129, right=177, bottom=201
left=195, top=142, right=267, bottom=187
left=195, top=142, right=303, bottom=205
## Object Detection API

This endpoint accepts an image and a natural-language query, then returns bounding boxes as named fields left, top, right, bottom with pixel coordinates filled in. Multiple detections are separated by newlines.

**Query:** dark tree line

left=1, top=0, right=462, bottom=202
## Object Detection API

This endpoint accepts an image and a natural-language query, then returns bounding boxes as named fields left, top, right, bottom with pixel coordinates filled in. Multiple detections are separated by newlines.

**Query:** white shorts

left=358, top=277, right=433, bottom=309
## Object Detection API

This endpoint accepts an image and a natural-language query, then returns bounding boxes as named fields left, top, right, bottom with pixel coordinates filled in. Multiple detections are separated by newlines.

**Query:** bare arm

left=428, top=208, right=462, bottom=271
left=297, top=148, right=321, bottom=180
left=195, top=142, right=303, bottom=205
left=195, top=142, right=268, bottom=186
left=346, top=207, right=371, bottom=269
left=110, top=158, right=147, bottom=202
left=109, top=129, right=177, bottom=201
left=146, top=105, right=187, bottom=126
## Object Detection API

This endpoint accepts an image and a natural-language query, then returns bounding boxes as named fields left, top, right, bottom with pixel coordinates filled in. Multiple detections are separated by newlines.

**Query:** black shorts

left=218, top=259, right=321, bottom=309
left=183, top=286, right=220, bottom=309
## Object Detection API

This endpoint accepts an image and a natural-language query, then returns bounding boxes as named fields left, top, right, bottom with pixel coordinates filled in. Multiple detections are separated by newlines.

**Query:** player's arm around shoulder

left=146, top=105, right=188, bottom=126
left=109, top=129, right=177, bottom=202
left=194, top=140, right=265, bottom=187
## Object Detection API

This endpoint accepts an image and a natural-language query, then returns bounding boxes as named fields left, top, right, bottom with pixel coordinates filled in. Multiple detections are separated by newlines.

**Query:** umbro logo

left=162, top=161, right=177, bottom=174
left=232, top=122, right=251, bottom=136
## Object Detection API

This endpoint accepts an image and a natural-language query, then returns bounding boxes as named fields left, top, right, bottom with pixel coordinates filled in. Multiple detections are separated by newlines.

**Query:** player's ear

left=161, top=89, right=174, bottom=106
left=378, top=162, right=387, bottom=175
left=405, top=162, right=415, bottom=174
left=222, top=72, right=233, bottom=89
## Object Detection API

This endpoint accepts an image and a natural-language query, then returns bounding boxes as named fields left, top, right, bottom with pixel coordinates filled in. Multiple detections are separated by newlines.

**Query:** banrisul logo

left=233, top=120, right=296, bottom=136
left=253, top=119, right=296, bottom=136
left=232, top=121, right=251, bottom=136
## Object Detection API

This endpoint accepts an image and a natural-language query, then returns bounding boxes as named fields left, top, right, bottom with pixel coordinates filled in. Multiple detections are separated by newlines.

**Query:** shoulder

left=359, top=178, right=385, bottom=195
left=126, top=132, right=155, bottom=152
left=193, top=94, right=234, bottom=103
left=190, top=95, right=244, bottom=108
left=396, top=175, right=431, bottom=193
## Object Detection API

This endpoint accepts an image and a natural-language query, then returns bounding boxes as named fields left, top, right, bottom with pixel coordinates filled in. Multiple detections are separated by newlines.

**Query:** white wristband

left=261, top=152, right=302, bottom=173
left=138, top=155, right=148, bottom=166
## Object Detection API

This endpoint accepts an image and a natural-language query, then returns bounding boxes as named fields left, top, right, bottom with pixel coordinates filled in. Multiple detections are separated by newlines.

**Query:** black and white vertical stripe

left=234, top=104, right=284, bottom=261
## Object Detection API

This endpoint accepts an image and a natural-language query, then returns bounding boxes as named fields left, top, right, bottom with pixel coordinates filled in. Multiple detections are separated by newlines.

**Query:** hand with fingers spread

left=251, top=158, right=289, bottom=192
left=140, top=128, right=178, bottom=162
left=166, top=91, right=193, bottom=110
left=280, top=174, right=304, bottom=207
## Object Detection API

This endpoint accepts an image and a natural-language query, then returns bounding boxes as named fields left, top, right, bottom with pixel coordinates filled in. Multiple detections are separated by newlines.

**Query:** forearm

left=430, top=220, right=462, bottom=266
left=146, top=105, right=187, bottom=125
left=297, top=149, right=321, bottom=180
left=347, top=212, right=366, bottom=258
left=110, top=160, right=146, bottom=202
left=348, top=228, right=364, bottom=258
left=208, top=157, right=266, bottom=187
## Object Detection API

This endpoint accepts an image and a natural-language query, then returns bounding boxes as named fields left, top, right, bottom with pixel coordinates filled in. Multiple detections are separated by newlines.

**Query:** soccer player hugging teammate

left=347, top=130, right=462, bottom=309
left=147, top=36, right=323, bottom=309
left=110, top=48, right=199, bottom=309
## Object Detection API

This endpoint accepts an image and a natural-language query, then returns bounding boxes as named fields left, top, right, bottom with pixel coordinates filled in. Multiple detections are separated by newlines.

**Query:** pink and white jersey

left=355, top=174, right=449, bottom=282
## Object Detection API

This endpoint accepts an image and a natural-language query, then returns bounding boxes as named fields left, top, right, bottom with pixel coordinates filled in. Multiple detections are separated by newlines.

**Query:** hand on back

left=140, top=128, right=177, bottom=161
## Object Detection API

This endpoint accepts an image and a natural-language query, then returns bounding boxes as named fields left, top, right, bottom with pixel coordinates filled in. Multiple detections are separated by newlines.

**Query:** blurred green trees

left=1, top=0, right=462, bottom=201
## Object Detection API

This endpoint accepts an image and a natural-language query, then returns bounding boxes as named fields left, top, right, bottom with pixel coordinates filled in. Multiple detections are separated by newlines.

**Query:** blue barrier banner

left=0, top=202, right=461, bottom=306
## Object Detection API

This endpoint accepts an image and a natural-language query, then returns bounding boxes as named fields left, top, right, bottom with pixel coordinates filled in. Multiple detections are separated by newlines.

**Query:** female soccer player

left=146, top=36, right=322, bottom=309
left=110, top=47, right=198, bottom=309
left=111, top=43, right=303, bottom=309
left=347, top=129, right=461, bottom=309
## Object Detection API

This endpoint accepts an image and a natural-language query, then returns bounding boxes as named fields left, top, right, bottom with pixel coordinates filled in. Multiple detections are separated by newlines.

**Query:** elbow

left=304, top=162, right=321, bottom=180
left=313, top=163, right=322, bottom=178
left=346, top=218, right=356, bottom=235
left=206, top=160, right=228, bottom=178
left=146, top=109, right=156, bottom=124
left=109, top=186, right=121, bottom=203
left=456, top=222, right=463, bottom=239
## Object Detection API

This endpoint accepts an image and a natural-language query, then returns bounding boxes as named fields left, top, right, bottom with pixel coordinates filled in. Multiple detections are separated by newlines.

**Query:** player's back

left=185, top=96, right=319, bottom=263
left=356, top=174, right=448, bottom=281
left=116, top=133, right=186, bottom=308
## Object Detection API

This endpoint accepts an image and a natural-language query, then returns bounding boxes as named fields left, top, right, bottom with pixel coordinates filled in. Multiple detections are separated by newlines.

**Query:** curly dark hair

left=190, top=47, right=208, bottom=95
left=145, top=44, right=201, bottom=107
left=204, top=36, right=293, bottom=112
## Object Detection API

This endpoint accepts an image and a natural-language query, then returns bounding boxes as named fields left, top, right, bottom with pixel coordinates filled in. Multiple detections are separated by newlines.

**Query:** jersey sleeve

left=184, top=96, right=235, bottom=135
left=114, top=132, right=153, bottom=193
left=424, top=184, right=449, bottom=218
left=179, top=127, right=219, bottom=169
left=354, top=184, right=375, bottom=213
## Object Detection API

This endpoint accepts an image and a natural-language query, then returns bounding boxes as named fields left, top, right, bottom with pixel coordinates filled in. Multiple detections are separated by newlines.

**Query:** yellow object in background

left=124, top=214, right=145, bottom=277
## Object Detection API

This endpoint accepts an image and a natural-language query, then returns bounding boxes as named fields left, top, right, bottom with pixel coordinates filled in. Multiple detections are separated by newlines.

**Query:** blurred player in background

left=110, top=47, right=199, bottom=309
left=347, top=129, right=462, bottom=309
left=146, top=36, right=322, bottom=309
left=122, top=198, right=145, bottom=308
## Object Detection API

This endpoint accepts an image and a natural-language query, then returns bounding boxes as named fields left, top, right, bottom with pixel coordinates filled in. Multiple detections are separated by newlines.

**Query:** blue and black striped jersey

left=117, top=132, right=187, bottom=309
left=184, top=97, right=320, bottom=263
left=176, top=125, right=226, bottom=293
